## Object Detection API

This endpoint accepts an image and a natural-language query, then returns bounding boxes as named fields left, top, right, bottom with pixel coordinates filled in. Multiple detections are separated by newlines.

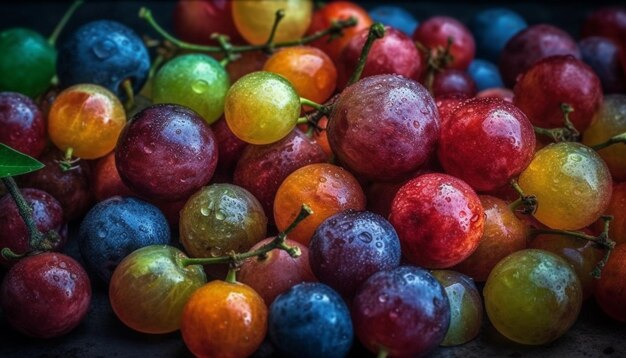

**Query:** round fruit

left=594, top=243, right=626, bottom=322
left=232, top=0, right=312, bottom=45
left=0, top=92, right=46, bottom=158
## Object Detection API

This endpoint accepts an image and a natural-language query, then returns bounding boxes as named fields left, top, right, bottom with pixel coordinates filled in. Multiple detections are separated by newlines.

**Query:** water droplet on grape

left=53, top=275, right=60, bottom=282
left=375, top=241, right=383, bottom=248
left=357, top=232, right=373, bottom=243
left=70, top=274, right=77, bottom=280
left=59, top=262, right=67, bottom=269
left=319, top=177, right=327, bottom=183
left=215, top=212, right=225, bottom=220
left=200, top=207, right=210, bottom=216
left=378, top=294, right=388, bottom=302
left=92, top=39, right=118, bottom=59
left=191, top=79, right=209, bottom=94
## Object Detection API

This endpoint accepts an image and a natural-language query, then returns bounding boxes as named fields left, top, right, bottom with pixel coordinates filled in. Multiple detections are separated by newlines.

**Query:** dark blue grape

left=579, top=36, right=626, bottom=94
left=78, top=196, right=170, bottom=282
left=468, top=59, right=504, bottom=90
left=269, top=282, right=353, bottom=358
left=369, top=6, right=418, bottom=36
left=309, top=210, right=401, bottom=298
left=56, top=20, right=150, bottom=99
left=470, top=8, right=527, bottom=62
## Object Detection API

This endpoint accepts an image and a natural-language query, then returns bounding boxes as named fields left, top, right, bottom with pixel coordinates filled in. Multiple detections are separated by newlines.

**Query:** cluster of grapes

left=0, top=1, right=626, bottom=357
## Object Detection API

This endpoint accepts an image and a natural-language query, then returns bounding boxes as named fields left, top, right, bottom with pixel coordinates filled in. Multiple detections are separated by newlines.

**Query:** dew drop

left=378, top=294, right=388, bottom=303
left=53, top=275, right=60, bottom=282
left=92, top=39, right=118, bottom=59
left=215, top=212, right=226, bottom=220
left=191, top=79, right=209, bottom=94
left=357, top=232, right=373, bottom=244
left=200, top=207, right=210, bottom=216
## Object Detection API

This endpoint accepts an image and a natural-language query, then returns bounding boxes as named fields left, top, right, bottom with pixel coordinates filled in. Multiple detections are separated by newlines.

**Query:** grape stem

left=0, top=177, right=60, bottom=260
left=529, top=215, right=616, bottom=278
left=138, top=7, right=358, bottom=57
left=121, top=79, right=135, bottom=110
left=508, top=179, right=537, bottom=215
left=591, top=131, right=626, bottom=150
left=48, top=0, right=84, bottom=46
left=347, top=23, right=386, bottom=86
left=264, top=9, right=286, bottom=53
left=533, top=103, right=580, bottom=142
left=300, top=97, right=329, bottom=113
left=416, top=37, right=455, bottom=94
left=58, top=147, right=80, bottom=172
left=181, top=204, right=313, bottom=267
left=377, top=348, right=389, bottom=358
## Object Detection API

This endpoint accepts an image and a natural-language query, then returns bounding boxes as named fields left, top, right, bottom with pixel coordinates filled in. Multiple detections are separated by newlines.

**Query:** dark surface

left=1, top=1, right=626, bottom=357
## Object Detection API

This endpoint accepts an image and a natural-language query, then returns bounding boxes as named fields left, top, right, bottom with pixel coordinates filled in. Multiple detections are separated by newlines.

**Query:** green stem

left=300, top=98, right=328, bottom=112
left=377, top=348, right=389, bottom=358
left=139, top=7, right=357, bottom=56
left=48, top=0, right=83, bottom=46
left=0, top=177, right=45, bottom=251
left=347, top=23, right=386, bottom=86
left=122, top=79, right=135, bottom=110
left=181, top=204, right=313, bottom=267
left=296, top=116, right=309, bottom=125
left=58, top=147, right=78, bottom=172
left=225, top=267, right=238, bottom=283
left=591, top=132, right=626, bottom=150
left=509, top=179, right=537, bottom=215
left=264, top=9, right=286, bottom=53
left=147, top=53, right=164, bottom=81
left=533, top=103, right=580, bottom=143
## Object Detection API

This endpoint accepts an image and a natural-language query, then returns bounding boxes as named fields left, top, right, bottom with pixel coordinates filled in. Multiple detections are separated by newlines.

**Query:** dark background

left=1, top=1, right=626, bottom=357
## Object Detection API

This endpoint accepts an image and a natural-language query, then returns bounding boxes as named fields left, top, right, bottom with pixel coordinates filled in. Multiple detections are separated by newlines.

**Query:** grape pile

left=1, top=1, right=626, bottom=357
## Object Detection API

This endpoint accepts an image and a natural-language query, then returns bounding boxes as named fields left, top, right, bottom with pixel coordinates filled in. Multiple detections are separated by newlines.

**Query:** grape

left=179, top=183, right=267, bottom=258
left=453, top=195, right=528, bottom=282
left=470, top=8, right=527, bottom=62
left=92, top=151, right=135, bottom=202
left=594, top=243, right=626, bottom=322
left=224, top=71, right=301, bottom=145
left=581, top=6, right=626, bottom=44
left=173, top=0, right=244, bottom=46
left=431, top=69, right=478, bottom=97
left=467, top=59, right=504, bottom=91
left=309, top=210, right=401, bottom=298
left=181, top=280, right=267, bottom=357
left=518, top=142, right=612, bottom=230
left=273, top=163, right=365, bottom=245
left=438, top=97, right=536, bottom=192
left=79, top=196, right=170, bottom=282
left=269, top=283, right=353, bottom=358
left=369, top=5, right=418, bottom=36
left=328, top=74, right=440, bottom=182
left=484, top=249, right=582, bottom=345
left=232, top=0, right=312, bottom=45
left=599, top=182, right=626, bottom=245
left=48, top=83, right=126, bottom=159
left=152, top=54, right=230, bottom=125
left=579, top=37, right=626, bottom=93
left=225, top=51, right=269, bottom=84
left=352, top=266, right=450, bottom=357
left=115, top=104, right=218, bottom=201
left=431, top=270, right=482, bottom=346
left=389, top=173, right=484, bottom=268
left=435, top=93, right=470, bottom=127
left=0, top=92, right=46, bottom=158
left=582, top=94, right=626, bottom=181
left=413, top=16, right=475, bottom=70
left=109, top=245, right=206, bottom=334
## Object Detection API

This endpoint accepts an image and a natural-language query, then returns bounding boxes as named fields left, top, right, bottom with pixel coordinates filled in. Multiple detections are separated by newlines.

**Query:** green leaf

left=0, top=143, right=45, bottom=178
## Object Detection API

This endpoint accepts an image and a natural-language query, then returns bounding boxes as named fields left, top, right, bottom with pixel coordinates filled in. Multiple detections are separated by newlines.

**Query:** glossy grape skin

left=484, top=249, right=582, bottom=345
left=454, top=195, right=527, bottom=282
left=435, top=93, right=470, bottom=127
left=499, top=24, right=581, bottom=88
left=109, top=245, right=206, bottom=334
left=438, top=98, right=535, bottom=192
left=476, top=87, right=514, bottom=102
left=470, top=8, right=527, bottom=62
left=48, top=84, right=126, bottom=159
left=369, top=6, right=418, bottom=36
left=20, top=149, right=93, bottom=221
left=513, top=55, right=602, bottom=132
left=224, top=71, right=301, bottom=145
left=431, top=69, right=478, bottom=97
left=309, top=210, right=401, bottom=298
left=0, top=28, right=55, bottom=98
left=579, top=37, right=626, bottom=94
left=269, top=283, right=353, bottom=358
left=238, top=238, right=316, bottom=305
left=352, top=266, right=450, bottom=357
left=328, top=74, right=440, bottom=182
left=79, top=197, right=170, bottom=282
left=56, top=20, right=150, bottom=99
left=211, top=116, right=247, bottom=178
left=413, top=16, right=475, bottom=71
left=92, top=151, right=135, bottom=202
left=337, top=26, right=423, bottom=89
left=582, top=95, right=626, bottom=181
left=234, top=129, right=326, bottom=222
left=116, top=104, right=218, bottom=201
left=181, top=280, right=267, bottom=358
left=529, top=233, right=604, bottom=300
left=0, top=92, right=46, bottom=157
left=0, top=253, right=91, bottom=338
left=173, top=0, right=243, bottom=46
left=431, top=270, right=482, bottom=346
left=595, top=244, right=626, bottom=322
left=518, top=142, right=612, bottom=230
left=390, top=173, right=484, bottom=269
left=274, top=163, right=366, bottom=245
left=153, top=54, right=229, bottom=125
left=600, top=182, right=626, bottom=245
left=581, top=7, right=626, bottom=44
left=232, top=0, right=312, bottom=45
left=180, top=184, right=267, bottom=258
left=263, top=46, right=337, bottom=105
left=468, top=59, right=504, bottom=91
left=307, top=1, right=373, bottom=62
left=0, top=189, right=67, bottom=266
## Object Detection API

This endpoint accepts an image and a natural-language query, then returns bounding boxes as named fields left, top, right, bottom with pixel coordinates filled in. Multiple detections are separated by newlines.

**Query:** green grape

left=180, top=183, right=267, bottom=258
left=152, top=54, right=229, bottom=125
left=224, top=71, right=301, bottom=145
left=0, top=28, right=55, bottom=98
left=484, top=249, right=582, bottom=345
left=518, top=142, right=612, bottom=230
